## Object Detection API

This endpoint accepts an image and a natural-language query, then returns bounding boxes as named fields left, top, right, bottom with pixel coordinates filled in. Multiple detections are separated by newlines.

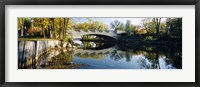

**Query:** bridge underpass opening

left=81, top=41, right=116, bottom=50
left=80, top=34, right=117, bottom=42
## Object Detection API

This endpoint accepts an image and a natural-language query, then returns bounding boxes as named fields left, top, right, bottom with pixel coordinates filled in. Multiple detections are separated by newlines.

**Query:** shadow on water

left=18, top=40, right=182, bottom=69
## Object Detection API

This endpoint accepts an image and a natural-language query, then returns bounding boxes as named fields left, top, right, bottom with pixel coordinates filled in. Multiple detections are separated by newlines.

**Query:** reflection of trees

left=116, top=43, right=182, bottom=69
left=164, top=46, right=182, bottom=69
left=47, top=52, right=73, bottom=68
left=138, top=45, right=181, bottom=69
left=77, top=41, right=182, bottom=69
left=125, top=51, right=132, bottom=62
left=37, top=49, right=85, bottom=69
left=110, top=50, right=133, bottom=62
left=142, top=51, right=160, bottom=69
left=110, top=50, right=124, bottom=61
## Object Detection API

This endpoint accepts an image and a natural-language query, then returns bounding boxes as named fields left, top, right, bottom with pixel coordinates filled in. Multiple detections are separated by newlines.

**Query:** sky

left=72, top=18, right=167, bottom=29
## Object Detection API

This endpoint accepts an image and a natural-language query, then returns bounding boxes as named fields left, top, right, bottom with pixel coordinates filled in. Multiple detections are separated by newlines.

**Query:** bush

left=144, top=36, right=156, bottom=41
left=27, top=27, right=42, bottom=36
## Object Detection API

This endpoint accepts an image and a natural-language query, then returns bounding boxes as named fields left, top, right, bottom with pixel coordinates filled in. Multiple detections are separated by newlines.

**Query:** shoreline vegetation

left=18, top=17, right=182, bottom=69
left=18, top=18, right=182, bottom=46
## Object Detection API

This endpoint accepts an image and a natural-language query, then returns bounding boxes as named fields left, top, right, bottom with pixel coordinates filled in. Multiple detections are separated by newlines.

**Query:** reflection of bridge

left=73, top=47, right=115, bottom=55
left=72, top=47, right=127, bottom=57
left=68, top=29, right=125, bottom=40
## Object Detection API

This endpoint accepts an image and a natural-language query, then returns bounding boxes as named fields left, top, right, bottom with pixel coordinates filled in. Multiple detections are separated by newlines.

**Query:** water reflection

left=18, top=41, right=182, bottom=69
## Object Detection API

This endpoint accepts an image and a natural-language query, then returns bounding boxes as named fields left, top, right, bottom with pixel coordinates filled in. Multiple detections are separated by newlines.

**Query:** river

left=18, top=40, right=182, bottom=69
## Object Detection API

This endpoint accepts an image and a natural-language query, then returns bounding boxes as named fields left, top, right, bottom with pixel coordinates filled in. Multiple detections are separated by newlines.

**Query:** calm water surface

left=19, top=40, right=182, bottom=69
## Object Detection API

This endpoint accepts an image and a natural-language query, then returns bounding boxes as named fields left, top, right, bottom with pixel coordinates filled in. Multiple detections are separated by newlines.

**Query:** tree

left=110, top=20, right=122, bottom=30
left=153, top=18, right=161, bottom=37
left=142, top=18, right=162, bottom=36
left=63, top=18, right=66, bottom=38
left=131, top=24, right=137, bottom=34
left=18, top=18, right=24, bottom=36
left=40, top=18, right=45, bottom=38
left=166, top=18, right=182, bottom=38
left=90, top=21, right=108, bottom=30
left=118, top=23, right=125, bottom=31
left=59, top=18, right=62, bottom=38
left=42, top=18, right=50, bottom=38
left=18, top=18, right=32, bottom=36
left=125, top=20, right=132, bottom=35
left=50, top=18, right=55, bottom=38
left=142, top=18, right=156, bottom=34
left=73, top=19, right=108, bottom=30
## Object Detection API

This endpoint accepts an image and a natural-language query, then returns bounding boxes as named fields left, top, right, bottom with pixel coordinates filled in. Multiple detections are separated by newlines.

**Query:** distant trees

left=153, top=18, right=161, bottom=37
left=18, top=17, right=182, bottom=42
left=73, top=20, right=108, bottom=30
left=110, top=20, right=136, bottom=35
left=166, top=18, right=182, bottom=39
left=140, top=18, right=182, bottom=41
left=142, top=18, right=163, bottom=35
left=110, top=20, right=123, bottom=31
left=125, top=20, right=132, bottom=35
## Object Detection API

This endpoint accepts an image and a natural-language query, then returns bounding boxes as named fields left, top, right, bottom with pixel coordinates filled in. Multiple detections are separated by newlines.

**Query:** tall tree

left=19, top=18, right=24, bottom=36
left=59, top=18, right=62, bottom=38
left=110, top=20, right=121, bottom=30
left=153, top=18, right=161, bottom=37
left=50, top=18, right=55, bottom=38
left=63, top=18, right=66, bottom=38
left=166, top=18, right=182, bottom=38
left=43, top=18, right=51, bottom=38
left=125, top=20, right=132, bottom=35
left=40, top=18, right=46, bottom=38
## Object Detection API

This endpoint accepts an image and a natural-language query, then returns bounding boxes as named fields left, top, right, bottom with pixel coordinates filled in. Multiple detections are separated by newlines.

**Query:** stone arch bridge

left=68, top=29, right=125, bottom=40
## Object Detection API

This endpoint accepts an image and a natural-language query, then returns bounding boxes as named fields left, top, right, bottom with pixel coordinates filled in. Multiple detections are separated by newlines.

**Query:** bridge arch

left=81, top=34, right=117, bottom=41
left=68, top=29, right=118, bottom=41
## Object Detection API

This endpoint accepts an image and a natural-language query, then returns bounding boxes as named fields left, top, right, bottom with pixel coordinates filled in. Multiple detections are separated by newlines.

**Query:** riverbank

left=18, top=38, right=78, bottom=69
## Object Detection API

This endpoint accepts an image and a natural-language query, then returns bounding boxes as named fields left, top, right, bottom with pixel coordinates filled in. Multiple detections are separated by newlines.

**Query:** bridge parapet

left=68, top=29, right=120, bottom=40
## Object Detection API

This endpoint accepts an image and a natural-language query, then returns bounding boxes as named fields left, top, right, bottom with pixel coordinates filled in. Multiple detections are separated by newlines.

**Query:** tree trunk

left=63, top=18, right=66, bottom=38
left=65, top=18, right=70, bottom=37
left=59, top=18, right=62, bottom=39
left=48, top=25, right=51, bottom=38
left=21, top=18, right=24, bottom=36
left=41, top=18, right=45, bottom=38
left=52, top=18, right=56, bottom=39
left=154, top=18, right=161, bottom=38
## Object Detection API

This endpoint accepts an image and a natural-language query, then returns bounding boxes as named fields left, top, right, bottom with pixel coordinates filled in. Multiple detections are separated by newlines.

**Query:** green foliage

left=60, top=34, right=73, bottom=43
left=118, top=23, right=125, bottom=31
left=125, top=20, right=132, bottom=35
left=18, top=18, right=23, bottom=30
left=166, top=18, right=182, bottom=38
left=19, top=18, right=73, bottom=39
left=142, top=18, right=156, bottom=34
left=144, top=36, right=156, bottom=41
left=18, top=17, right=182, bottom=44
left=23, top=18, right=32, bottom=29
left=73, top=20, right=108, bottom=30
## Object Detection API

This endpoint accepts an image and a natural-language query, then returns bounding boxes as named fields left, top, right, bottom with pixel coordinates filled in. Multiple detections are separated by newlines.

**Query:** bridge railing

left=68, top=29, right=120, bottom=36
left=89, top=30, right=95, bottom=32
left=82, top=30, right=89, bottom=32
left=74, top=29, right=81, bottom=32
left=70, top=29, right=114, bottom=33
